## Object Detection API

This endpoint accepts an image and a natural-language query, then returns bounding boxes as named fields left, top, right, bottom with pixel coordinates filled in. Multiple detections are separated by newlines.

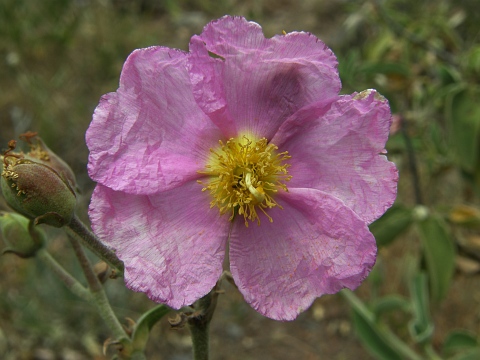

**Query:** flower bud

left=20, top=131, right=77, bottom=190
left=1, top=154, right=77, bottom=227
left=0, top=212, right=44, bottom=258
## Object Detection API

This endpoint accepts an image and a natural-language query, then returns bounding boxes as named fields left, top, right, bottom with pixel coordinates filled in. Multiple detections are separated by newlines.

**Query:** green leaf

left=438, top=64, right=461, bottom=86
left=447, top=87, right=480, bottom=173
left=416, top=215, right=456, bottom=302
left=366, top=31, right=397, bottom=61
left=373, top=295, right=411, bottom=318
left=360, top=62, right=411, bottom=77
left=466, top=45, right=480, bottom=75
left=343, top=290, right=406, bottom=360
left=351, top=307, right=403, bottom=360
left=131, top=305, right=170, bottom=351
left=408, top=273, right=434, bottom=344
left=443, top=330, right=478, bottom=355
left=369, top=205, right=414, bottom=247
left=452, top=348, right=480, bottom=360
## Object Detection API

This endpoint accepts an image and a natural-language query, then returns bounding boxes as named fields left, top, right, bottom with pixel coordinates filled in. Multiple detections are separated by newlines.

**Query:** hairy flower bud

left=20, top=131, right=77, bottom=190
left=1, top=141, right=77, bottom=227
left=0, top=212, right=44, bottom=258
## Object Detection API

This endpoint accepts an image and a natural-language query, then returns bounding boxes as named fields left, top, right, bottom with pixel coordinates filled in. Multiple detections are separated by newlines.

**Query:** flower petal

left=86, top=46, right=223, bottom=195
left=188, top=15, right=341, bottom=140
left=89, top=181, right=229, bottom=308
left=272, top=90, right=398, bottom=224
left=229, top=188, right=376, bottom=321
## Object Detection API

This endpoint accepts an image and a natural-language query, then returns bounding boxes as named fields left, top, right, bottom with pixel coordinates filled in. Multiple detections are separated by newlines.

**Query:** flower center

left=198, top=136, right=291, bottom=227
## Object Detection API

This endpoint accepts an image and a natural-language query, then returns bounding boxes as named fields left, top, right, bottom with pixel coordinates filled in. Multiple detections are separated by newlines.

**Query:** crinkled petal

left=188, top=15, right=341, bottom=140
left=229, top=188, right=376, bottom=321
left=272, top=90, right=398, bottom=224
left=87, top=46, right=223, bottom=195
left=89, top=181, right=229, bottom=308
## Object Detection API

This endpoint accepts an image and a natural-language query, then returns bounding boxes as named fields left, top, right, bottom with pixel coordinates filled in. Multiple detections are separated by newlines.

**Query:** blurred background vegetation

left=1, top=0, right=480, bottom=359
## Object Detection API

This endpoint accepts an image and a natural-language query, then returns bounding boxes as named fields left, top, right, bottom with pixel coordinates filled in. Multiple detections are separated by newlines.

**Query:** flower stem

left=91, top=288, right=129, bottom=342
left=36, top=248, right=91, bottom=301
left=188, top=285, right=220, bottom=360
left=69, top=235, right=128, bottom=342
left=67, top=214, right=124, bottom=274
left=189, top=319, right=210, bottom=360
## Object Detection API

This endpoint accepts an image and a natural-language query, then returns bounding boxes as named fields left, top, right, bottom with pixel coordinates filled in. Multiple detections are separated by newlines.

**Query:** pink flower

left=86, top=16, right=398, bottom=321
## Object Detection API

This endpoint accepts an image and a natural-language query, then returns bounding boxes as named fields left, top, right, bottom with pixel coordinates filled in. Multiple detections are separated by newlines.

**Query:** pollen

left=198, top=136, right=292, bottom=226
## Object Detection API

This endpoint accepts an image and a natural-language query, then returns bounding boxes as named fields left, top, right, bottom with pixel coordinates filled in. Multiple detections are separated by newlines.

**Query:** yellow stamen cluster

left=28, top=145, right=50, bottom=161
left=2, top=148, right=24, bottom=196
left=198, top=136, right=292, bottom=226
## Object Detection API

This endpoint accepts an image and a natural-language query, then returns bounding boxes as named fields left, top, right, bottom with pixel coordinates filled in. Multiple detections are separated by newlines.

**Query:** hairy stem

left=69, top=235, right=128, bottom=342
left=67, top=214, right=124, bottom=273
left=189, top=318, right=210, bottom=360
left=37, top=248, right=91, bottom=301
left=188, top=283, right=221, bottom=360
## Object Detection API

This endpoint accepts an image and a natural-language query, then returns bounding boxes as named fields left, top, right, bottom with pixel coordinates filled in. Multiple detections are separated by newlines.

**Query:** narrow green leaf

left=131, top=305, right=170, bottom=351
left=416, top=216, right=456, bottom=302
left=351, top=308, right=403, bottom=360
left=366, top=31, right=396, bottom=61
left=373, top=295, right=411, bottom=318
left=360, top=62, right=411, bottom=77
left=447, top=87, right=480, bottom=173
left=443, top=330, right=478, bottom=355
left=343, top=290, right=421, bottom=360
left=452, top=348, right=480, bottom=360
left=408, top=273, right=434, bottom=344
left=466, top=45, right=480, bottom=74
left=369, top=205, right=414, bottom=247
